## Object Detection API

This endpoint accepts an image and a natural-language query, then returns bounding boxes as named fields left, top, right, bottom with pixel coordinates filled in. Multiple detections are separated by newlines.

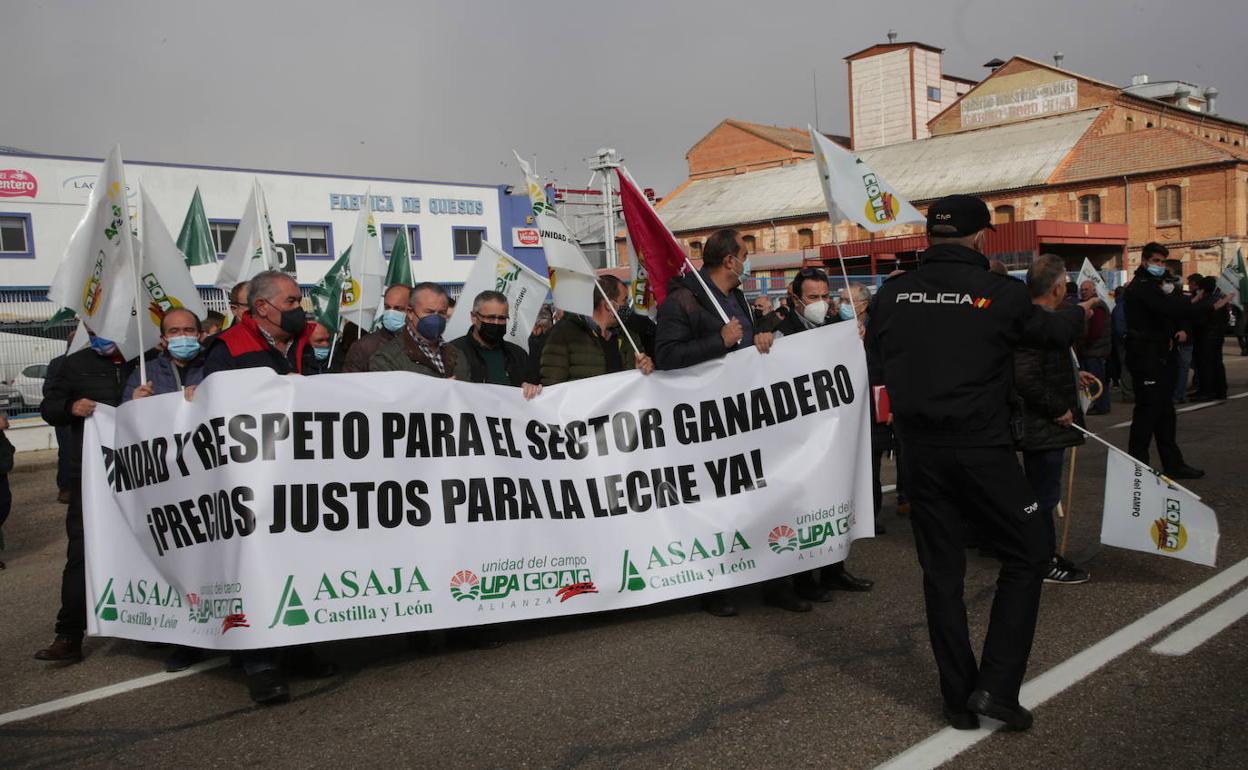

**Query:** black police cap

left=926, top=194, right=995, bottom=237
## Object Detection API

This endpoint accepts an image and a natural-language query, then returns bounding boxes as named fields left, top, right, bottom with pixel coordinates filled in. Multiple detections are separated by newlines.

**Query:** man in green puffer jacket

left=540, top=275, right=654, bottom=385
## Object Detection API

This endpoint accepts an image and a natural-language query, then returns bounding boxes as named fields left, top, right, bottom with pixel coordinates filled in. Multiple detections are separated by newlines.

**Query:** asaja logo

left=95, top=578, right=119, bottom=621
left=767, top=525, right=798, bottom=553
left=94, top=576, right=183, bottom=629
left=82, top=250, right=106, bottom=316
left=141, top=272, right=185, bottom=326
left=617, top=530, right=754, bottom=592
left=1152, top=498, right=1189, bottom=552
left=862, top=173, right=900, bottom=225
left=270, top=567, right=433, bottom=627
left=0, top=169, right=37, bottom=198
left=450, top=569, right=481, bottom=602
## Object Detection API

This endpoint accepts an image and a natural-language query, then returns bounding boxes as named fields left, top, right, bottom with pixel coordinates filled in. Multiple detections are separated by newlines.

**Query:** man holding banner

left=540, top=276, right=654, bottom=385
left=370, top=282, right=467, bottom=379
left=449, top=291, right=542, bottom=398
left=342, top=285, right=411, bottom=374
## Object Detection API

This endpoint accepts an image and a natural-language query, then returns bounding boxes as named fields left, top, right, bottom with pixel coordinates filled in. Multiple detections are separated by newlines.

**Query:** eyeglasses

left=474, top=313, right=510, bottom=323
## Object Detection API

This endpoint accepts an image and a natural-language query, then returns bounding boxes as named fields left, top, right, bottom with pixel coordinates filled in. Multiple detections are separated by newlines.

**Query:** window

left=742, top=235, right=756, bottom=254
left=381, top=224, right=422, bottom=260
left=23, top=364, right=47, bottom=378
left=208, top=219, right=238, bottom=256
left=993, top=205, right=1016, bottom=225
left=452, top=227, right=486, bottom=260
left=288, top=222, right=333, bottom=259
left=797, top=228, right=814, bottom=249
left=1078, top=195, right=1101, bottom=223
left=688, top=240, right=703, bottom=259
left=927, top=86, right=941, bottom=102
left=1156, top=185, right=1182, bottom=224
left=0, top=213, right=33, bottom=257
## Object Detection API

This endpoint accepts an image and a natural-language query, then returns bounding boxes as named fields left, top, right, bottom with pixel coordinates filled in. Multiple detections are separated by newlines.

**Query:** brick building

left=650, top=42, right=1248, bottom=287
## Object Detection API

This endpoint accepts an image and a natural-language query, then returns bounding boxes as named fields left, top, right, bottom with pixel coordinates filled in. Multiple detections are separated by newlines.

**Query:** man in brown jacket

left=341, top=284, right=411, bottom=373
left=369, top=282, right=469, bottom=378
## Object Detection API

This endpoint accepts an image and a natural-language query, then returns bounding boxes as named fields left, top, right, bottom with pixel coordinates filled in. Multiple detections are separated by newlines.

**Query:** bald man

left=342, top=284, right=412, bottom=373
left=124, top=308, right=208, bottom=402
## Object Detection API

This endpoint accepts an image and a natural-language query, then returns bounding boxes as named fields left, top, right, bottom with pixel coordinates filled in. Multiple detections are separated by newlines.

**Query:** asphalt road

left=2, top=354, right=1246, bottom=769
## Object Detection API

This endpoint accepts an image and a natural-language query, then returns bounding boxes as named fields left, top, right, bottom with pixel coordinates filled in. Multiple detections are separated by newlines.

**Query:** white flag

left=809, top=127, right=924, bottom=234
left=1100, top=450, right=1218, bottom=567
left=514, top=151, right=597, bottom=315
left=341, top=190, right=386, bottom=324
left=444, top=241, right=550, bottom=351
left=1077, top=258, right=1115, bottom=312
left=47, top=145, right=142, bottom=358
left=214, top=179, right=278, bottom=290
left=137, top=187, right=208, bottom=344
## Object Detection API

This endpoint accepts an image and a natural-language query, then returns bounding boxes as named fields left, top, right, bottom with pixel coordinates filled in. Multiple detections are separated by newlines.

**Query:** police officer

left=866, top=195, right=1093, bottom=732
left=1123, top=243, right=1229, bottom=478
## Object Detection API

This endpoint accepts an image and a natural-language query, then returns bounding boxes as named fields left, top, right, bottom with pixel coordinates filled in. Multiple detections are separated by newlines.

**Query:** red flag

left=617, top=167, right=689, bottom=307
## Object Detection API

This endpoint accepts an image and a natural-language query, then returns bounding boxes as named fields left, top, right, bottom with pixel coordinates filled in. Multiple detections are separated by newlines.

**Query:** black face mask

left=478, top=322, right=507, bottom=346
left=276, top=306, right=307, bottom=336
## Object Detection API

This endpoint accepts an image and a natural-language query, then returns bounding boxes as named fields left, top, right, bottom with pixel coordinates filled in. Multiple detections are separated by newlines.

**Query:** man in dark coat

left=1190, top=275, right=1230, bottom=401
left=449, top=290, right=539, bottom=396
left=341, top=285, right=411, bottom=373
left=540, top=276, right=653, bottom=384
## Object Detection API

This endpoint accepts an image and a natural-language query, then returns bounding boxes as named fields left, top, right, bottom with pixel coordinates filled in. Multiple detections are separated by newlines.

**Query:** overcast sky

left=4, top=0, right=1245, bottom=196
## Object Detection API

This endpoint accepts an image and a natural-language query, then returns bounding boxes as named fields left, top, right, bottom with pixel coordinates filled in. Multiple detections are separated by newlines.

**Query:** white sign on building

left=960, top=78, right=1078, bottom=128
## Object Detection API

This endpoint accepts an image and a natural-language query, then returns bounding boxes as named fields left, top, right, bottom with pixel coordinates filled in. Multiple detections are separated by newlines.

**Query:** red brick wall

left=687, top=123, right=809, bottom=179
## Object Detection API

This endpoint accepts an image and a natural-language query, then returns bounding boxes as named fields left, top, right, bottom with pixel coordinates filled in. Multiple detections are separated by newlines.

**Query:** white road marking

left=1105, top=390, right=1247, bottom=429
left=1150, top=585, right=1248, bottom=656
left=0, top=658, right=228, bottom=727
left=872, top=555, right=1248, bottom=770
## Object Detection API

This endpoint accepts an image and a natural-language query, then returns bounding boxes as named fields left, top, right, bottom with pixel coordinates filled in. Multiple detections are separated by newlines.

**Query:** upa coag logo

left=1152, top=498, right=1188, bottom=553
left=186, top=587, right=249, bottom=635
left=82, top=250, right=106, bottom=316
left=767, top=525, right=798, bottom=554
left=450, top=569, right=481, bottom=602
left=94, top=576, right=183, bottom=630
left=770, top=505, right=856, bottom=558
left=450, top=559, right=595, bottom=605
left=269, top=566, right=433, bottom=628
left=618, top=530, right=754, bottom=592
left=141, top=272, right=187, bottom=327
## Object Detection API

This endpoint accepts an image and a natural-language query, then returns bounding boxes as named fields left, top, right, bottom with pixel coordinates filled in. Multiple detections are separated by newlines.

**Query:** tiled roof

left=1051, top=127, right=1248, bottom=183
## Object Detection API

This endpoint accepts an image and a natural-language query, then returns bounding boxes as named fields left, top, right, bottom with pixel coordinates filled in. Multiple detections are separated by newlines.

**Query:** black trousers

left=1193, top=336, right=1227, bottom=399
left=901, top=443, right=1049, bottom=709
left=1126, top=354, right=1185, bottom=471
left=55, top=487, right=87, bottom=638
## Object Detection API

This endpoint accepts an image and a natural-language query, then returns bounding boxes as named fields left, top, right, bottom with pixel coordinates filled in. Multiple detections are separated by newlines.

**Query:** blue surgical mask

left=416, top=314, right=448, bottom=341
left=313, top=346, right=331, bottom=362
left=1146, top=264, right=1167, bottom=278
left=90, top=336, right=118, bottom=356
left=166, top=335, right=201, bottom=361
left=838, top=302, right=856, bottom=321
left=380, top=309, right=406, bottom=333
left=737, top=256, right=752, bottom=279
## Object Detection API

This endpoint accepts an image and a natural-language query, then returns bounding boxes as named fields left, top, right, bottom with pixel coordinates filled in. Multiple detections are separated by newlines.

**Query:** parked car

left=12, top=363, right=47, bottom=410
left=0, top=381, right=22, bottom=416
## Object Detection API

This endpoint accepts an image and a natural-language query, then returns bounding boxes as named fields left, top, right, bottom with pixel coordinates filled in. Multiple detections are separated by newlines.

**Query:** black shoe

left=285, top=647, right=337, bottom=678
left=942, top=706, right=980, bottom=731
left=793, top=573, right=836, bottom=603
left=1085, top=407, right=1110, bottom=416
left=164, top=645, right=204, bottom=673
left=822, top=568, right=874, bottom=593
left=1165, top=465, right=1205, bottom=480
left=34, top=635, right=83, bottom=662
left=967, top=689, right=1032, bottom=731
left=247, top=669, right=290, bottom=705
left=701, top=592, right=738, bottom=617
left=762, top=587, right=813, bottom=613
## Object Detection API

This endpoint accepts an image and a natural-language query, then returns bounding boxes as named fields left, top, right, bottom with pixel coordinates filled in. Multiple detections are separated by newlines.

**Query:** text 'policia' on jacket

left=866, top=243, right=1082, bottom=447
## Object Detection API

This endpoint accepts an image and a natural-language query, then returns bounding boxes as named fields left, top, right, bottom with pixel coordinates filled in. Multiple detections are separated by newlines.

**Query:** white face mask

left=802, top=300, right=829, bottom=325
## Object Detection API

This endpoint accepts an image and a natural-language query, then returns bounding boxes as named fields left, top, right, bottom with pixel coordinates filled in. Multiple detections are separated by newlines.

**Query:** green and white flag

left=514, top=150, right=596, bottom=315
left=1100, top=450, right=1218, bottom=567
left=137, top=185, right=208, bottom=345
left=443, top=241, right=550, bottom=351
left=342, top=190, right=386, bottom=327
left=176, top=187, right=217, bottom=267
left=43, top=307, right=77, bottom=329
left=1077, top=258, right=1115, bottom=312
left=371, top=228, right=415, bottom=330
left=47, top=145, right=142, bottom=358
left=214, top=178, right=278, bottom=290
left=312, top=247, right=353, bottom=335
left=1215, top=247, right=1247, bottom=308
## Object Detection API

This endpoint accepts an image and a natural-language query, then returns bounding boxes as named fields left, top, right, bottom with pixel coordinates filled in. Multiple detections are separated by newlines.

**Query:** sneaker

left=1045, top=556, right=1089, bottom=584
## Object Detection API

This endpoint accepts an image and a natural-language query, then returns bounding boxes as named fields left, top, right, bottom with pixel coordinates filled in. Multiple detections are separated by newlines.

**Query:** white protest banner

left=82, top=323, right=872, bottom=648
left=1099, top=450, right=1218, bottom=567
left=444, top=241, right=550, bottom=351
left=1077, top=258, right=1115, bottom=312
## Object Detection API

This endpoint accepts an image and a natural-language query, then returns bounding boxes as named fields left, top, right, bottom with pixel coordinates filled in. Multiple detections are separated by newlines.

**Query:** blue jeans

left=1022, top=448, right=1065, bottom=556
left=1173, top=344, right=1193, bottom=402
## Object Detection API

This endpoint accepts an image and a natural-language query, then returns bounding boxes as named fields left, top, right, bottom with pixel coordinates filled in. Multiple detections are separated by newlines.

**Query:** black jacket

left=40, top=349, right=136, bottom=483
left=866, top=243, right=1083, bottom=447
left=1123, top=265, right=1213, bottom=377
left=1013, top=342, right=1086, bottom=452
left=448, top=333, right=529, bottom=386
left=655, top=272, right=751, bottom=370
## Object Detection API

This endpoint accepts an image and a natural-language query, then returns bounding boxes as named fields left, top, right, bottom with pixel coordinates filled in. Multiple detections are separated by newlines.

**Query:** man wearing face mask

left=449, top=290, right=542, bottom=398
left=370, top=282, right=470, bottom=379
left=341, top=285, right=411, bottom=373
left=204, top=270, right=318, bottom=377
left=34, top=330, right=136, bottom=663
left=308, top=322, right=333, bottom=373
left=1123, top=243, right=1229, bottom=478
left=124, top=309, right=207, bottom=401
left=539, top=276, right=655, bottom=385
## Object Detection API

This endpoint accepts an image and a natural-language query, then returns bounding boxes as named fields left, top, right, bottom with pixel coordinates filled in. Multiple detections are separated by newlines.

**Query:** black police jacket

left=40, top=348, right=137, bottom=483
left=1122, top=265, right=1214, bottom=377
left=866, top=243, right=1082, bottom=447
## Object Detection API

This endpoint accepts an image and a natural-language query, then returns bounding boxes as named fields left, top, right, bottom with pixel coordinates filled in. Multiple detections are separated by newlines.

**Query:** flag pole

left=1059, top=447, right=1078, bottom=556
left=595, top=281, right=641, bottom=358
left=131, top=181, right=148, bottom=387
left=1069, top=423, right=1201, bottom=500
left=830, top=227, right=857, bottom=319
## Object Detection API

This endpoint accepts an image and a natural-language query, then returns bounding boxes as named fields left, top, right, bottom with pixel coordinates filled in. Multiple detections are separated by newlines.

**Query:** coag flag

left=371, top=227, right=415, bottom=331
left=514, top=151, right=596, bottom=315
left=809, top=127, right=924, bottom=234
left=176, top=187, right=217, bottom=267
left=47, top=145, right=142, bottom=358
left=1100, top=450, right=1218, bottom=567
left=443, top=241, right=550, bottom=351
left=214, top=179, right=279, bottom=290
left=1215, top=247, right=1247, bottom=308
left=1077, top=258, right=1115, bottom=312
left=311, top=247, right=353, bottom=336
left=341, top=190, right=385, bottom=327
left=137, top=187, right=208, bottom=345
left=616, top=166, right=689, bottom=309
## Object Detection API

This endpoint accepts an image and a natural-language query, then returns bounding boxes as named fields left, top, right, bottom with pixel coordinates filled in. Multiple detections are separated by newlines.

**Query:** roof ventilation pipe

left=887, top=29, right=897, bottom=43
left=1204, top=87, right=1219, bottom=115
left=1175, top=86, right=1191, bottom=110
left=1053, top=51, right=1064, bottom=67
